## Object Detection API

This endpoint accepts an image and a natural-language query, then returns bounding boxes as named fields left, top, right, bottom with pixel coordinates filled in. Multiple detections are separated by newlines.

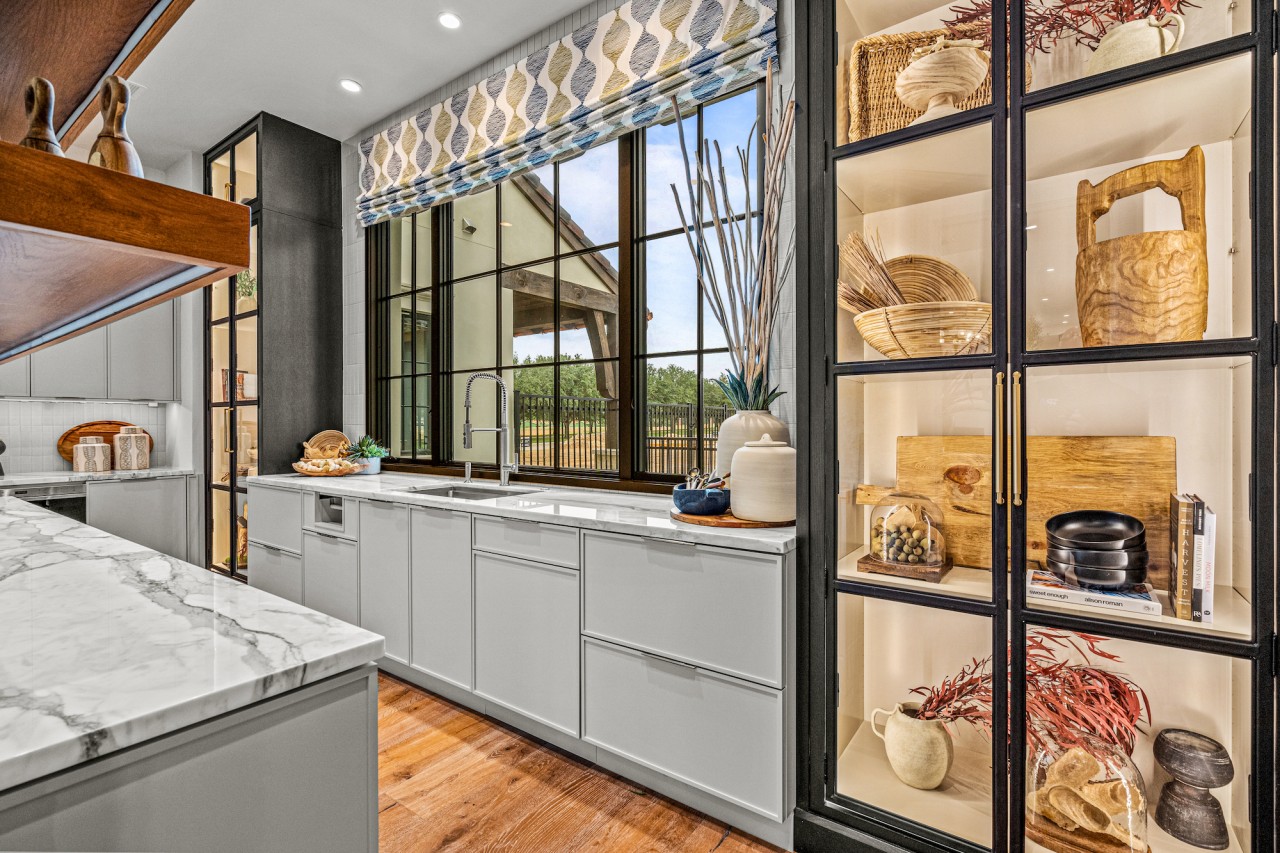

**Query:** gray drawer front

left=248, top=542, right=303, bottom=604
left=410, top=506, right=474, bottom=690
left=582, top=638, right=784, bottom=821
left=474, top=552, right=580, bottom=736
left=583, top=532, right=783, bottom=687
left=359, top=501, right=410, bottom=664
left=473, top=515, right=579, bottom=568
left=302, top=531, right=358, bottom=625
left=248, top=486, right=303, bottom=553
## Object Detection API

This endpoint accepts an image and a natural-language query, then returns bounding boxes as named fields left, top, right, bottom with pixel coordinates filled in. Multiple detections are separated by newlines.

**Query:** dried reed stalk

left=837, top=231, right=904, bottom=314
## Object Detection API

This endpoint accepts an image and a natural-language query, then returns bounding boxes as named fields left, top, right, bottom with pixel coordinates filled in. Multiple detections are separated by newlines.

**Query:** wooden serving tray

left=858, top=553, right=952, bottom=583
left=670, top=510, right=793, bottom=529
left=291, top=462, right=366, bottom=477
left=57, top=421, right=153, bottom=462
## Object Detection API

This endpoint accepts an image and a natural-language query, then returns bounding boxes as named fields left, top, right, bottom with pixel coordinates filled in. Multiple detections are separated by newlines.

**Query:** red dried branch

left=944, top=0, right=1199, bottom=54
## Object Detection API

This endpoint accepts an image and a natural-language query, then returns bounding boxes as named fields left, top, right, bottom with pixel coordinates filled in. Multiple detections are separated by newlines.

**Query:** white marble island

left=0, top=496, right=384, bottom=852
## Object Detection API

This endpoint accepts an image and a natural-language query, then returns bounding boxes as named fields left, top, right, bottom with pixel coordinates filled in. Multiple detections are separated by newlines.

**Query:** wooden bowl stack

left=839, top=246, right=992, bottom=360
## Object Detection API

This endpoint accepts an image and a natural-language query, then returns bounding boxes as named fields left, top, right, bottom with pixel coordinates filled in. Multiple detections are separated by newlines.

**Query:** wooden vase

left=895, top=43, right=990, bottom=127
left=19, top=77, right=63, bottom=156
left=1075, top=146, right=1208, bottom=347
left=88, top=76, right=144, bottom=177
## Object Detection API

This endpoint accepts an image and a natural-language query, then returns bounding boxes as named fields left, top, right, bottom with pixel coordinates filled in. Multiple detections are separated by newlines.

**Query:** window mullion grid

left=695, top=102, right=707, bottom=475
left=409, top=214, right=419, bottom=459
left=552, top=162, right=563, bottom=473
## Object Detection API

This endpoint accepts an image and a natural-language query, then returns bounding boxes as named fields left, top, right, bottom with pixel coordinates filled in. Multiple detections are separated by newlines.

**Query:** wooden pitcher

left=1074, top=146, right=1208, bottom=347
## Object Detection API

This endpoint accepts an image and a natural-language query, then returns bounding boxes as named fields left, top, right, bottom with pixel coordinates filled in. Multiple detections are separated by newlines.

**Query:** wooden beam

left=499, top=268, right=617, bottom=315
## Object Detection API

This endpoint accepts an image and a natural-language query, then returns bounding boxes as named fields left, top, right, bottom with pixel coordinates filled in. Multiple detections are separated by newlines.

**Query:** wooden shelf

left=839, top=547, right=993, bottom=602
left=1027, top=583, right=1255, bottom=643
left=0, top=140, right=249, bottom=362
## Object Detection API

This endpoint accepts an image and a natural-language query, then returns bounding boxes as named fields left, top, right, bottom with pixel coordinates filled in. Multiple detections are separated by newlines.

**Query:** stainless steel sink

left=404, top=485, right=539, bottom=501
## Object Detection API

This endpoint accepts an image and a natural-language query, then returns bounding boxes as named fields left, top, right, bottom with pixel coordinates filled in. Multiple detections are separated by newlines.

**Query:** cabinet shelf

left=838, top=548, right=993, bottom=604
left=1023, top=581, right=1255, bottom=645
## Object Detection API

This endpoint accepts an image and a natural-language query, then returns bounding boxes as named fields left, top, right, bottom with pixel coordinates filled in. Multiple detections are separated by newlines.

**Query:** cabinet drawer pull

left=307, top=530, right=347, bottom=542
left=644, top=536, right=697, bottom=549
left=640, top=650, right=698, bottom=671
left=256, top=543, right=283, bottom=554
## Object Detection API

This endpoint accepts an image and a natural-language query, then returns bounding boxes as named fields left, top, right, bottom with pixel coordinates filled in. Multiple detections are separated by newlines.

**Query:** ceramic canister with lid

left=729, top=433, right=796, bottom=523
left=73, top=436, right=112, bottom=473
left=113, top=426, right=150, bottom=470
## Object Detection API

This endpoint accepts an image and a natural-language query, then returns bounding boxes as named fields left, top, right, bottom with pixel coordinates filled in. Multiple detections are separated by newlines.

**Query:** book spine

left=1202, top=508, right=1216, bottom=624
left=1172, top=495, right=1194, bottom=620
left=1191, top=497, right=1205, bottom=622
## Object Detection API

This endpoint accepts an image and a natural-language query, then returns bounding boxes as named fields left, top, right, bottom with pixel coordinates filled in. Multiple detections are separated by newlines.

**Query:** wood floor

left=377, top=673, right=786, bottom=853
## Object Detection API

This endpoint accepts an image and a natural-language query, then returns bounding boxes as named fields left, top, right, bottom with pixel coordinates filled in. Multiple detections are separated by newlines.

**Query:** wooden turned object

left=1074, top=146, right=1208, bottom=347
left=19, top=77, right=63, bottom=155
left=89, top=76, right=144, bottom=177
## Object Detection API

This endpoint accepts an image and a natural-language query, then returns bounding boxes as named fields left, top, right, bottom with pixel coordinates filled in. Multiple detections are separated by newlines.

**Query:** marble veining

left=248, top=473, right=797, bottom=554
left=0, top=497, right=383, bottom=793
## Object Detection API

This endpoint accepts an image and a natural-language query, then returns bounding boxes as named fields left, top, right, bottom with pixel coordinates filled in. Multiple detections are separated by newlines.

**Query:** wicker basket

left=848, top=24, right=992, bottom=142
left=854, top=301, right=993, bottom=359
left=885, top=255, right=977, bottom=303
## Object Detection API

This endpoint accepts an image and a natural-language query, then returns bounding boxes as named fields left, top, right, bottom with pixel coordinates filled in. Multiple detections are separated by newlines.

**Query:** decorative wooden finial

left=20, top=77, right=63, bottom=155
left=88, top=75, right=143, bottom=177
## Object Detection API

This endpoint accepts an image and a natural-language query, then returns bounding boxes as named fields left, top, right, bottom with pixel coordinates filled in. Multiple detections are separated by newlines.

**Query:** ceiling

left=116, top=0, right=594, bottom=168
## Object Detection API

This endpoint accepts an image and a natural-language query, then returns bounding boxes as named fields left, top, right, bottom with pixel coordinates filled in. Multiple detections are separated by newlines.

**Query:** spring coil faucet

left=462, top=372, right=519, bottom=486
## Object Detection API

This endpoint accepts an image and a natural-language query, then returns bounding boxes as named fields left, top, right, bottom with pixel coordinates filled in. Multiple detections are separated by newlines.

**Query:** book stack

left=1026, top=569, right=1161, bottom=617
left=1170, top=493, right=1216, bottom=623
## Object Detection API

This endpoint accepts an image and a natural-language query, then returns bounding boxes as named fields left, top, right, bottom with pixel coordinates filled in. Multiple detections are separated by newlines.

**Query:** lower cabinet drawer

left=247, top=542, right=302, bottom=604
left=247, top=485, right=303, bottom=553
left=302, top=531, right=358, bottom=625
left=473, top=515, right=579, bottom=568
left=582, top=638, right=784, bottom=821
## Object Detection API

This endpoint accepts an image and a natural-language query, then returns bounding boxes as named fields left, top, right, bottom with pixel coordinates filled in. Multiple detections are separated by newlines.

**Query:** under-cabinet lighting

left=340, top=79, right=363, bottom=93
left=438, top=11, right=462, bottom=28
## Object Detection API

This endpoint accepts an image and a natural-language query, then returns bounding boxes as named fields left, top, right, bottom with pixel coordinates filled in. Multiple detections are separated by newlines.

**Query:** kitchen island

left=0, top=496, right=384, bottom=852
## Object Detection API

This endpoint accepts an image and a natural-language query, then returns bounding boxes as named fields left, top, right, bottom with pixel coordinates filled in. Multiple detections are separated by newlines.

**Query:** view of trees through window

left=369, top=85, right=760, bottom=482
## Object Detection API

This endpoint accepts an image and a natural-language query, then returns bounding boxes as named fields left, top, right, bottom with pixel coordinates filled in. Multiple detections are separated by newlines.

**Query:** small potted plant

left=235, top=269, right=257, bottom=314
left=347, top=435, right=389, bottom=475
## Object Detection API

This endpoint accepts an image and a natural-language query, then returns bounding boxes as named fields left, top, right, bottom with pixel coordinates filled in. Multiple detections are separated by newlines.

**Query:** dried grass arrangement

left=670, top=64, right=796, bottom=411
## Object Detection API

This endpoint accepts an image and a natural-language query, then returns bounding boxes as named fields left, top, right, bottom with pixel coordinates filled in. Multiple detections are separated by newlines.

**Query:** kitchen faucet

left=462, top=372, right=519, bottom=486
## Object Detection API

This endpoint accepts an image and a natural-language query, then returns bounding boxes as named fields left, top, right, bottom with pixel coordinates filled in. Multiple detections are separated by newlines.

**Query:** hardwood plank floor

left=377, top=673, right=787, bottom=853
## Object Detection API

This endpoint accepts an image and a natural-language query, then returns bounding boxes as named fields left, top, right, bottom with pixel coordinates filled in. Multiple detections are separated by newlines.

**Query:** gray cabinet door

left=107, top=303, right=176, bottom=400
left=302, top=531, right=358, bottom=624
left=86, top=476, right=188, bottom=561
left=474, top=551, right=579, bottom=736
left=248, top=542, right=303, bottom=604
left=358, top=501, right=410, bottom=664
left=409, top=506, right=473, bottom=689
left=246, top=485, right=303, bottom=553
left=30, top=328, right=107, bottom=399
left=0, top=356, right=30, bottom=397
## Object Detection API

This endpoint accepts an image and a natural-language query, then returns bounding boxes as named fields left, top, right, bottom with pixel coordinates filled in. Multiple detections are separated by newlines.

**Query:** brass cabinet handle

left=223, top=409, right=233, bottom=455
left=1013, top=371, right=1024, bottom=507
left=995, top=372, right=1006, bottom=506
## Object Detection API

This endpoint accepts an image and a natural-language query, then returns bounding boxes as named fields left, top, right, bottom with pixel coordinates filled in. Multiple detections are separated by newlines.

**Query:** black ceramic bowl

left=1047, top=546, right=1150, bottom=570
left=672, top=484, right=730, bottom=516
left=1154, top=728, right=1235, bottom=789
left=1156, top=780, right=1230, bottom=850
left=1046, top=510, right=1146, bottom=550
left=1046, top=558, right=1148, bottom=590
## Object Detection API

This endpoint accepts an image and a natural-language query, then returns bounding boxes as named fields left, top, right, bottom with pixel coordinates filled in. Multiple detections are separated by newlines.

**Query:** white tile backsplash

left=0, top=400, right=170, bottom=475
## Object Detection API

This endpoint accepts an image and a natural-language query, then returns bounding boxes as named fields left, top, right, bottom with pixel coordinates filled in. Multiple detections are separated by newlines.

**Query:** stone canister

left=871, top=702, right=955, bottom=790
left=113, top=426, right=150, bottom=471
left=729, top=433, right=796, bottom=523
left=714, top=410, right=790, bottom=478
left=73, top=436, right=112, bottom=473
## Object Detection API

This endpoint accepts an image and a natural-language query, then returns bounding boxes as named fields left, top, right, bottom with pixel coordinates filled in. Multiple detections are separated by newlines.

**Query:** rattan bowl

left=854, top=301, right=992, bottom=359
left=885, top=255, right=977, bottom=303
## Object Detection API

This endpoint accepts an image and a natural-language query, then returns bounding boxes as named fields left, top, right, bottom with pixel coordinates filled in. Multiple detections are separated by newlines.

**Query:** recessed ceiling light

left=1045, top=268, right=1055, bottom=273
left=438, top=11, right=462, bottom=28
left=499, top=220, right=513, bottom=227
left=340, top=79, right=362, bottom=93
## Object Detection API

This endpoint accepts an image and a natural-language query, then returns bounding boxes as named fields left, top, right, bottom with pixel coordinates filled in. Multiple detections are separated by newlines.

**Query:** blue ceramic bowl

left=673, top=484, right=731, bottom=515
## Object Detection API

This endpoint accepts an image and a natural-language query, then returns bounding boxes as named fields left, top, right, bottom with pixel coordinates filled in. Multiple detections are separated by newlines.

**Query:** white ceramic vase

left=112, top=426, right=150, bottom=470
left=871, top=702, right=954, bottom=790
left=1087, top=15, right=1184, bottom=76
left=896, top=41, right=990, bottom=127
left=730, top=433, right=796, bottom=523
left=714, top=410, right=790, bottom=478
left=73, top=437, right=112, bottom=473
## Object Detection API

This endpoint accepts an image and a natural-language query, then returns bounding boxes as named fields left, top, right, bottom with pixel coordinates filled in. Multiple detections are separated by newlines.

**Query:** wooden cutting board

left=856, top=435, right=1176, bottom=589
left=57, top=421, right=154, bottom=462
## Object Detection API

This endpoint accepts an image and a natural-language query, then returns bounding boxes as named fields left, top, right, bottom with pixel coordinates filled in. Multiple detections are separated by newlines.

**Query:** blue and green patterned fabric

left=356, top=0, right=777, bottom=227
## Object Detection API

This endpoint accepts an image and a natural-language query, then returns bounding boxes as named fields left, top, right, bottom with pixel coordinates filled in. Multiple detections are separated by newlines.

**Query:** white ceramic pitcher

left=1087, top=15, right=1184, bottom=77
left=871, top=702, right=954, bottom=790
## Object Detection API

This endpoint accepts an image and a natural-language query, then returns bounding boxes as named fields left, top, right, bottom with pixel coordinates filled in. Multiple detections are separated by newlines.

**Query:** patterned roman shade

left=356, top=0, right=777, bottom=226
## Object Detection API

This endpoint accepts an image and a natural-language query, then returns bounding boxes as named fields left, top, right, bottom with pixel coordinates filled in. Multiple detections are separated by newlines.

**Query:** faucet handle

left=464, top=461, right=472, bottom=483
left=511, top=453, right=520, bottom=473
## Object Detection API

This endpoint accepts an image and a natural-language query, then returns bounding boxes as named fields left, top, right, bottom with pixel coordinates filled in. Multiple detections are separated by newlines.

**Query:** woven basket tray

left=884, top=255, right=977, bottom=303
left=854, top=301, right=993, bottom=359
left=848, top=23, right=991, bottom=142
left=292, top=461, right=367, bottom=477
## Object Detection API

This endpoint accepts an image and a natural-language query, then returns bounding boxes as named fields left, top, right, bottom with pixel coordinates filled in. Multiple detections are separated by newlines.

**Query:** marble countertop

left=247, top=472, right=797, bottom=555
left=0, top=497, right=384, bottom=793
left=0, top=467, right=196, bottom=488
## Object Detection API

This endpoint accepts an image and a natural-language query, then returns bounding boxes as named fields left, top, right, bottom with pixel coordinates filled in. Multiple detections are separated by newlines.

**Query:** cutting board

left=57, top=421, right=154, bottom=462
left=856, top=435, right=1176, bottom=589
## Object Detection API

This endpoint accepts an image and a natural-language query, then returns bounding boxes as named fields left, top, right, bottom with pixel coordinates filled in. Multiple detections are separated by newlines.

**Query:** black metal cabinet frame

left=795, top=1, right=1278, bottom=850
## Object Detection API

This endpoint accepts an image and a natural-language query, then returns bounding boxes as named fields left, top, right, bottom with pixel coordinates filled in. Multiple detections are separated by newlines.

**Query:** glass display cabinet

left=797, top=1, right=1275, bottom=852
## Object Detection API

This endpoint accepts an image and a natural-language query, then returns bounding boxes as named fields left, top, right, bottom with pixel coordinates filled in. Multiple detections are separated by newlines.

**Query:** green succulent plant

left=347, top=435, right=390, bottom=460
left=712, top=371, right=784, bottom=412
left=235, top=270, right=257, bottom=300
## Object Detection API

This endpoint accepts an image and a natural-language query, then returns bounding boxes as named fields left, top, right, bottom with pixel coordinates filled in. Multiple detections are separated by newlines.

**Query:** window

left=368, top=85, right=762, bottom=485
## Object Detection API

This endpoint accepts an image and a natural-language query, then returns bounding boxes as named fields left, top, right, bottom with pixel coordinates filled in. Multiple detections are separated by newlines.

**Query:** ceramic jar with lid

left=113, top=426, right=150, bottom=471
left=73, top=437, right=112, bottom=473
left=730, top=433, right=796, bottom=523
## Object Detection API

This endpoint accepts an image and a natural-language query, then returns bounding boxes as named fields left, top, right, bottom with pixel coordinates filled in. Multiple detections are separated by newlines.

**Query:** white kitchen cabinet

left=248, top=542, right=303, bottom=603
left=0, top=356, right=29, bottom=397
left=107, top=303, right=176, bottom=401
left=582, top=637, right=785, bottom=821
left=246, top=484, right=303, bottom=553
left=409, top=505, right=473, bottom=689
left=86, top=476, right=189, bottom=561
left=474, top=551, right=580, bottom=736
left=358, top=500, right=410, bottom=664
left=473, top=515, right=579, bottom=568
left=302, top=530, right=358, bottom=625
left=30, top=328, right=107, bottom=399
